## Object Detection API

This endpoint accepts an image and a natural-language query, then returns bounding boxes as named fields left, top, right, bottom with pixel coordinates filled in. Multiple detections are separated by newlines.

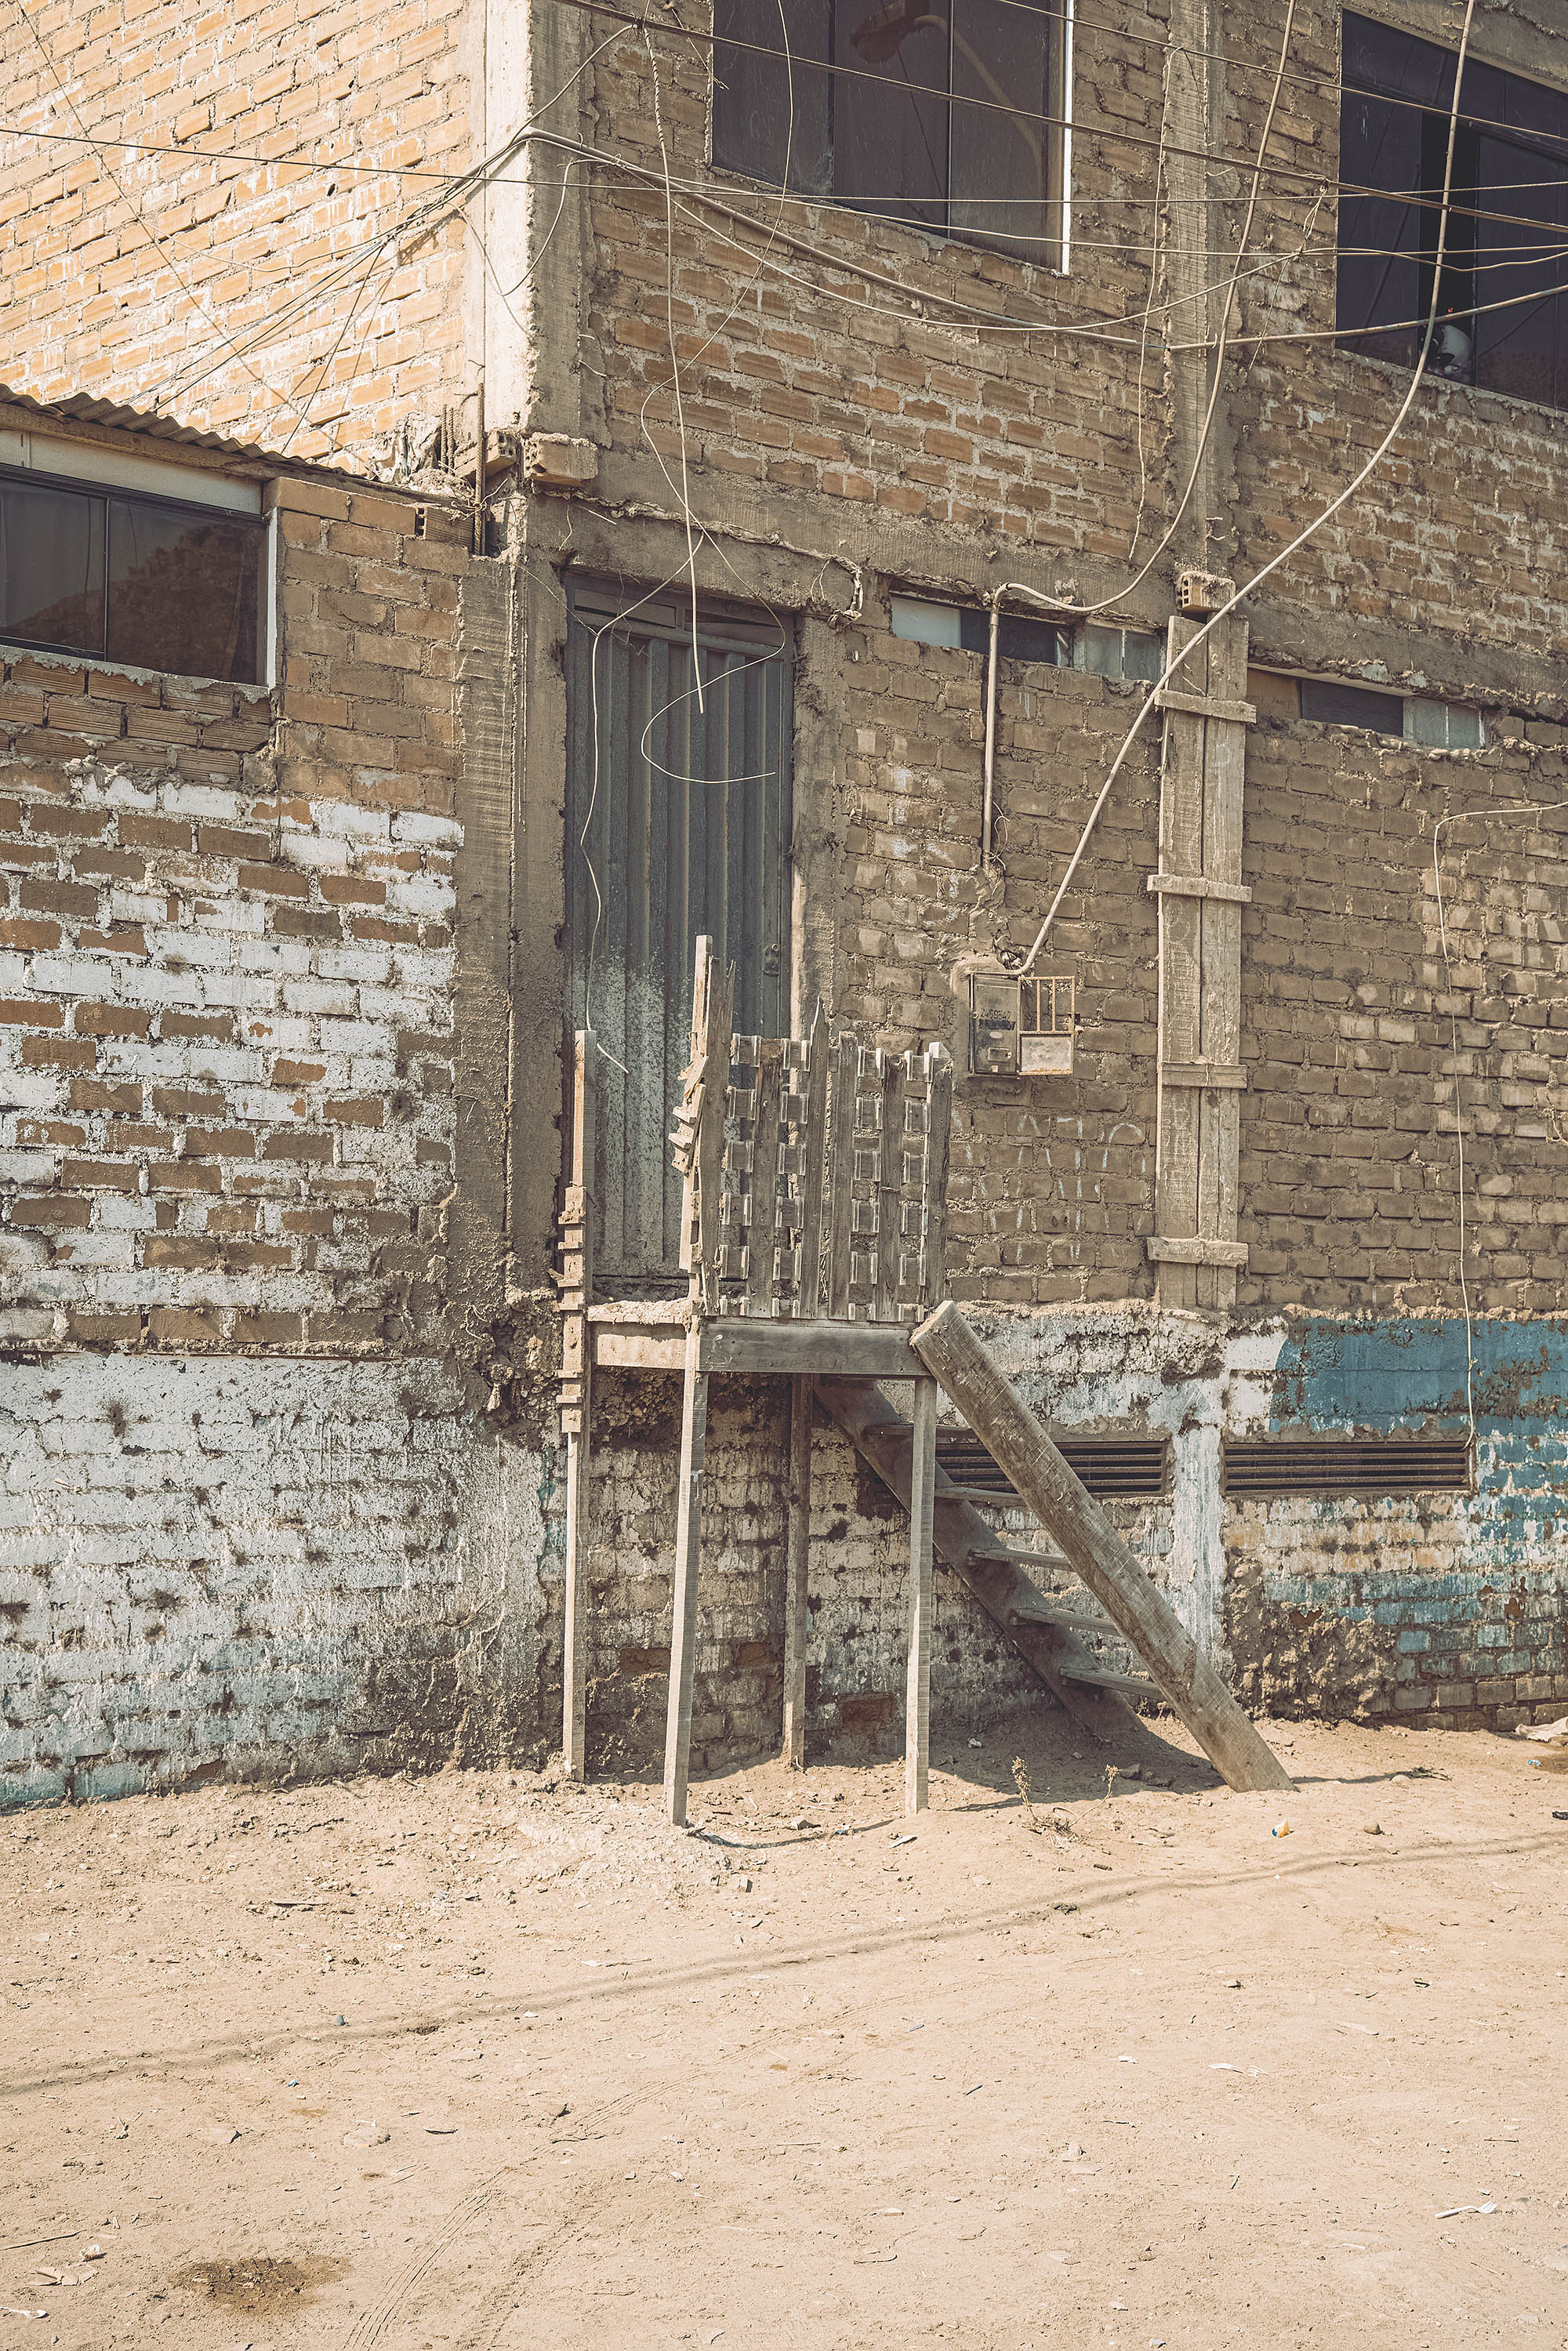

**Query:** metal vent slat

left=1223, top=1439, right=1472, bottom=1497
left=936, top=1431, right=1168, bottom=1502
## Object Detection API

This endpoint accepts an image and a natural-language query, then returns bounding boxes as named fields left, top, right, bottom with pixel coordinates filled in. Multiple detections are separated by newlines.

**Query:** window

left=1280, top=671, right=1485, bottom=748
left=0, top=466, right=266, bottom=682
left=890, top=593, right=1062, bottom=662
left=1338, top=12, right=1568, bottom=411
left=1073, top=622, right=1163, bottom=683
left=711, top=0, right=1068, bottom=265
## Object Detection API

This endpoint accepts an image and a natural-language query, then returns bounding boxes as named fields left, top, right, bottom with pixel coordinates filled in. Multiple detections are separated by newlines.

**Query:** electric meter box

left=968, top=973, right=1076, bottom=1076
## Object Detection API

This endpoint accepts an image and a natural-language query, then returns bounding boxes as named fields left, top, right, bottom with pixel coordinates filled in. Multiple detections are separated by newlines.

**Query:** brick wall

left=0, top=470, right=467, bottom=1352
left=0, top=0, right=470, bottom=462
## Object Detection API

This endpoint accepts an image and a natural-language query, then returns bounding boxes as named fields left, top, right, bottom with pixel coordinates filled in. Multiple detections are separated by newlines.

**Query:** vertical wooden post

left=663, top=1317, right=710, bottom=1827
left=560, top=1029, right=597, bottom=1781
left=905, top=1374, right=938, bottom=1817
left=782, top=1374, right=811, bottom=1769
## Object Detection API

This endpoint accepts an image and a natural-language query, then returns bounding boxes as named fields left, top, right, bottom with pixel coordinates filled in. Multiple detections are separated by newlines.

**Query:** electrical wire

left=1015, top=0, right=1483, bottom=977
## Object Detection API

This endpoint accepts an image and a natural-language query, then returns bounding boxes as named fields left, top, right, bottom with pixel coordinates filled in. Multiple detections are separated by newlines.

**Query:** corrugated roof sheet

left=0, top=381, right=372, bottom=485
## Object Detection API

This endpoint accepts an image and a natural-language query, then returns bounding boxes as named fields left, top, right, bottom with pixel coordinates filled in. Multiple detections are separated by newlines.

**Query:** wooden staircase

left=815, top=1379, right=1160, bottom=1745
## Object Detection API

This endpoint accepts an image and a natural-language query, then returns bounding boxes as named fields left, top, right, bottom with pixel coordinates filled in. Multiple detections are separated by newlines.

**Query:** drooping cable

left=1015, top=0, right=1483, bottom=975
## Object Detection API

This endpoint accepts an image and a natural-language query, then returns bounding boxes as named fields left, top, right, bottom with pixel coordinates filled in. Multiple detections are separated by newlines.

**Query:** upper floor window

left=0, top=452, right=266, bottom=684
left=711, top=0, right=1068, bottom=267
left=1338, top=12, right=1568, bottom=412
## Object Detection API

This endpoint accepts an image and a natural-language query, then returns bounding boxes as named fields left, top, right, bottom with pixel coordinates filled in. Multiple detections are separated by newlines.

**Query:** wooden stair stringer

left=812, top=1377, right=1140, bottom=1746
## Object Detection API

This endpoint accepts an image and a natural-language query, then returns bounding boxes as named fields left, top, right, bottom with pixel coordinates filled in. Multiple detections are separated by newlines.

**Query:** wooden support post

left=559, top=1029, right=598, bottom=1781
left=662, top=1318, right=710, bottom=1826
left=909, top=1302, right=1294, bottom=1794
left=905, top=1375, right=937, bottom=1816
left=782, top=1374, right=811, bottom=1769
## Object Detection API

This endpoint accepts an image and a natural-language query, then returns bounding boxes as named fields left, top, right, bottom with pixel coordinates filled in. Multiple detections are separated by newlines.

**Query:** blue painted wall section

left=1225, top=1316, right=1568, bottom=1728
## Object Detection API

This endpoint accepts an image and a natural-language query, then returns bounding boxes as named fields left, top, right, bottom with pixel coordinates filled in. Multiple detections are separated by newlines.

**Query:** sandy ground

left=2, top=1708, right=1567, bottom=2351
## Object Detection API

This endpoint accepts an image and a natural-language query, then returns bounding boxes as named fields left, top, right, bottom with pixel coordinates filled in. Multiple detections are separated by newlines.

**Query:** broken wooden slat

left=909, top=1301, right=1294, bottom=1794
left=747, top=1047, right=782, bottom=1317
left=920, top=1043, right=953, bottom=1312
left=825, top=1032, right=859, bottom=1317
left=796, top=1000, right=829, bottom=1316
left=873, top=1050, right=907, bottom=1322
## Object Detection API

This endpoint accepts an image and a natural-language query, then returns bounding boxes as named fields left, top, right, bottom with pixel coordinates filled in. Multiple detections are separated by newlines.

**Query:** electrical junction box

left=1177, top=568, right=1236, bottom=616
left=968, top=972, right=1076, bottom=1076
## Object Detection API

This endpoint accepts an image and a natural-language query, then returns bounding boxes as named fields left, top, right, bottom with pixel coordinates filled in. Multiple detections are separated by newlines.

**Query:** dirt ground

left=2, top=1707, right=1566, bottom=2351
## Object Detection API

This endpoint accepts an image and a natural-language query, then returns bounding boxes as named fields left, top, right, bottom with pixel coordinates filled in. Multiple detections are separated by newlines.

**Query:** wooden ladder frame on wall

left=558, top=938, right=955, bottom=1826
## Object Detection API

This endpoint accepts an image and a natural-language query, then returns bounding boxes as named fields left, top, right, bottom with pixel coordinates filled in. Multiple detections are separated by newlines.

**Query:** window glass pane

left=833, top=0, right=949, bottom=228
left=1336, top=88, right=1425, bottom=367
left=1299, top=678, right=1404, bottom=735
left=891, top=594, right=963, bottom=647
left=107, top=499, right=261, bottom=682
left=949, top=0, right=1051, bottom=261
left=1472, top=136, right=1568, bottom=409
left=1342, top=13, right=1454, bottom=111
left=712, top=0, right=833, bottom=194
left=0, top=477, right=105, bottom=655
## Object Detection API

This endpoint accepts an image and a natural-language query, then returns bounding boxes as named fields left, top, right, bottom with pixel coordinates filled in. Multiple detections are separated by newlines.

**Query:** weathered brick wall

left=0, top=1355, right=543, bottom=1807
left=0, top=0, right=470, bottom=462
left=0, top=473, right=466, bottom=1352
left=1238, top=716, right=1568, bottom=1315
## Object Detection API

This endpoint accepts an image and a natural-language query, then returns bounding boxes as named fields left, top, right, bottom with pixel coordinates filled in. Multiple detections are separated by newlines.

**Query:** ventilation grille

left=1223, top=1438, right=1473, bottom=1497
left=937, top=1432, right=1169, bottom=1503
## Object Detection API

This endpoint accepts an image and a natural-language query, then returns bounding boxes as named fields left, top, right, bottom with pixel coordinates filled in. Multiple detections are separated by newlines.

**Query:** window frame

left=707, top=0, right=1072, bottom=272
left=1336, top=11, right=1568, bottom=413
left=0, top=459, right=270, bottom=685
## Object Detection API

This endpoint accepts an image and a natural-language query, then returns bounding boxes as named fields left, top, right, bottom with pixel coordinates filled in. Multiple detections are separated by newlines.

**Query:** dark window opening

left=1224, top=1437, right=1473, bottom=1497
left=0, top=470, right=264, bottom=683
left=712, top=0, right=1066, bottom=265
left=1338, top=13, right=1568, bottom=412
left=1298, top=676, right=1406, bottom=735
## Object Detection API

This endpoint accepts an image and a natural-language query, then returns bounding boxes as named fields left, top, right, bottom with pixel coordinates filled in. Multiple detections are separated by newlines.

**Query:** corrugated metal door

left=565, top=578, right=793, bottom=1284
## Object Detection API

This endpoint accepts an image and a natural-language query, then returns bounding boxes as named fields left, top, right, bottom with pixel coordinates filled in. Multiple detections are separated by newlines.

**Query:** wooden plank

left=1198, top=615, right=1249, bottom=1310
left=1152, top=688, right=1256, bottom=725
left=662, top=1320, right=710, bottom=1827
left=1155, top=616, right=1207, bottom=1311
left=1145, top=1235, right=1248, bottom=1268
left=1145, top=873, right=1251, bottom=905
left=699, top=1318, right=920, bottom=1378
left=873, top=1050, right=907, bottom=1323
left=746, top=1047, right=782, bottom=1316
left=560, top=1028, right=597, bottom=1785
left=680, top=939, right=711, bottom=1279
left=1163, top=1061, right=1247, bottom=1090
left=796, top=1001, right=829, bottom=1316
left=694, top=955, right=734, bottom=1308
left=812, top=1377, right=1142, bottom=1747
left=782, top=1376, right=811, bottom=1771
left=920, top=1043, right=953, bottom=1313
left=909, top=1302, right=1294, bottom=1794
left=905, top=1377, right=937, bottom=1816
left=825, top=1032, right=859, bottom=1317
left=593, top=1330, right=688, bottom=1370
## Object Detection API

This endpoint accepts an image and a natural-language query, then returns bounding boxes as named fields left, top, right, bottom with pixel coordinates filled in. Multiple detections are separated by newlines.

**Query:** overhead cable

left=1015, top=0, right=1483, bottom=976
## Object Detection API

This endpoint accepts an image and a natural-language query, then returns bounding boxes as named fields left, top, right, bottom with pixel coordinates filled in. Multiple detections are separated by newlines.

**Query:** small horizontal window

left=1256, top=668, right=1486, bottom=749
left=0, top=468, right=265, bottom=683
left=889, top=593, right=1062, bottom=664
left=1299, top=676, right=1406, bottom=735
left=1075, top=622, right=1163, bottom=683
left=1223, top=1437, right=1473, bottom=1497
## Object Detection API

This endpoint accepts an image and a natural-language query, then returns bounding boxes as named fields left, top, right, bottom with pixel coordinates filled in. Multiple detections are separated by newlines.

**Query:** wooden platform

left=589, top=1302, right=924, bottom=1380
